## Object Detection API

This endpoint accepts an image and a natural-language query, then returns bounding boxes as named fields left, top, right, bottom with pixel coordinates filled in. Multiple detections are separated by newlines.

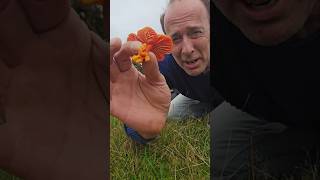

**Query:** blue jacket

left=159, top=54, right=223, bottom=107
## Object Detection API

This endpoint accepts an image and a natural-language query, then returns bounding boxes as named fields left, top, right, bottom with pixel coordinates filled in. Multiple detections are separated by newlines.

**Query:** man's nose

left=181, top=38, right=194, bottom=57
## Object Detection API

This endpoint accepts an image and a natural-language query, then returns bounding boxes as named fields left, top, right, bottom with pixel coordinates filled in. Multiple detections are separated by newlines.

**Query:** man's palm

left=110, top=39, right=171, bottom=138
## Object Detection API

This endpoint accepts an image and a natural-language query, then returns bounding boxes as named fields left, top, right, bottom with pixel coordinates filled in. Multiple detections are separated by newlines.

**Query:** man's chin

left=246, top=34, right=291, bottom=46
left=241, top=25, right=298, bottom=46
left=185, top=68, right=207, bottom=76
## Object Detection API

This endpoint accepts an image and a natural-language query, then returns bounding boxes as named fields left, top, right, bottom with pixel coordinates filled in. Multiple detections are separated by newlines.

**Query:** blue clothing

left=123, top=124, right=155, bottom=145
left=159, top=54, right=223, bottom=108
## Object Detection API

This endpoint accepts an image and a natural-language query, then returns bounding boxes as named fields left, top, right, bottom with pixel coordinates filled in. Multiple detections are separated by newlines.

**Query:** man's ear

left=19, top=0, right=70, bottom=33
left=160, top=13, right=166, bottom=34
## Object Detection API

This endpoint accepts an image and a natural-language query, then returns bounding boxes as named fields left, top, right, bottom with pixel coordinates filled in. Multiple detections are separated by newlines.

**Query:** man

left=0, top=0, right=108, bottom=179
left=211, top=0, right=320, bottom=179
left=158, top=0, right=222, bottom=121
left=111, top=0, right=223, bottom=144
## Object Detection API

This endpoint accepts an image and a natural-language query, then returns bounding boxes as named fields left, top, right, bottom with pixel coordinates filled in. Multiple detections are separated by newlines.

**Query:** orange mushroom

left=127, top=27, right=173, bottom=63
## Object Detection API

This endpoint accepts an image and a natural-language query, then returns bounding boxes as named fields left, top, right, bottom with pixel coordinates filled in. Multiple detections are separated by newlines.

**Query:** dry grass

left=110, top=116, right=210, bottom=180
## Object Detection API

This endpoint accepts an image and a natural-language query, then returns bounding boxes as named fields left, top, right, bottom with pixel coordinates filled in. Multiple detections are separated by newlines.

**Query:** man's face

left=214, top=0, right=318, bottom=46
left=164, top=0, right=210, bottom=76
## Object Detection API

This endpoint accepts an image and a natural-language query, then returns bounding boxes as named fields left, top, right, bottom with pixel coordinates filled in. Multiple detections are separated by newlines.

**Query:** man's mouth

left=240, top=0, right=280, bottom=21
left=185, top=59, right=199, bottom=65
left=244, top=0, right=277, bottom=9
left=184, top=59, right=200, bottom=70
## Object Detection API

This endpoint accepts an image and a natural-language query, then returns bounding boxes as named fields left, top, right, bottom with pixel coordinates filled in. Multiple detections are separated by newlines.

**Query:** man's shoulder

left=158, top=54, right=183, bottom=76
left=159, top=54, right=176, bottom=69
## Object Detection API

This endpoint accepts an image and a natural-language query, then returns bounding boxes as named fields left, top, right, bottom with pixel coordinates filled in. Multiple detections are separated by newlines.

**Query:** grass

left=1, top=115, right=318, bottom=180
left=110, top=116, right=210, bottom=180
left=0, top=169, right=21, bottom=180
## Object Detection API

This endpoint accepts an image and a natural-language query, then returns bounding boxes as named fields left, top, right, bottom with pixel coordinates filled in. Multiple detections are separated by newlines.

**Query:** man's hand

left=110, top=38, right=171, bottom=139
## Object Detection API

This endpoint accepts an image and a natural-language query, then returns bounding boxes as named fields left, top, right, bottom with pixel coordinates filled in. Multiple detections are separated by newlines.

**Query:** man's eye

left=172, top=36, right=182, bottom=44
left=191, top=30, right=203, bottom=37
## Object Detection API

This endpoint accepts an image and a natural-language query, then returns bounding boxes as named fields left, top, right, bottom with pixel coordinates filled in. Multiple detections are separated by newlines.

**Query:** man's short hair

left=160, top=0, right=210, bottom=34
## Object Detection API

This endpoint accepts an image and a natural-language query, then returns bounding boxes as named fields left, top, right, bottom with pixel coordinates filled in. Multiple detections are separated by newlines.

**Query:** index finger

left=113, top=41, right=141, bottom=72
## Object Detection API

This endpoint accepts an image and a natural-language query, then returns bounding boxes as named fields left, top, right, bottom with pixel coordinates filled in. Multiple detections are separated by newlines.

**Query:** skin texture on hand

left=110, top=38, right=171, bottom=139
left=0, top=0, right=108, bottom=179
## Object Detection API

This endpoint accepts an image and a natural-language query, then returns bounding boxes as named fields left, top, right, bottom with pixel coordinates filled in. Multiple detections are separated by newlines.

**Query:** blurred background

left=71, top=0, right=106, bottom=40
left=110, top=0, right=168, bottom=42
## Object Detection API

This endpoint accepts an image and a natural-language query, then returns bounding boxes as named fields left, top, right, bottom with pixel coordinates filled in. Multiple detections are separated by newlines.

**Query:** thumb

left=142, top=52, right=165, bottom=84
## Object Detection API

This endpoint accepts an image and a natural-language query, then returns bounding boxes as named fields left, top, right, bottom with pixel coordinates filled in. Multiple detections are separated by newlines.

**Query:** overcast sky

left=110, top=0, right=168, bottom=42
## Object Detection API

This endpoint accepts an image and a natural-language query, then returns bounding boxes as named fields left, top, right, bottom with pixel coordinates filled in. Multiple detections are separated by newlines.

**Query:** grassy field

left=2, top=116, right=318, bottom=180
left=110, top=116, right=210, bottom=180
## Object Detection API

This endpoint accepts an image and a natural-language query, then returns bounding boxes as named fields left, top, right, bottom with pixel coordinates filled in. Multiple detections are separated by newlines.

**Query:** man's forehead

left=168, top=25, right=205, bottom=36
left=165, top=0, right=205, bottom=16
left=164, top=0, right=208, bottom=31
